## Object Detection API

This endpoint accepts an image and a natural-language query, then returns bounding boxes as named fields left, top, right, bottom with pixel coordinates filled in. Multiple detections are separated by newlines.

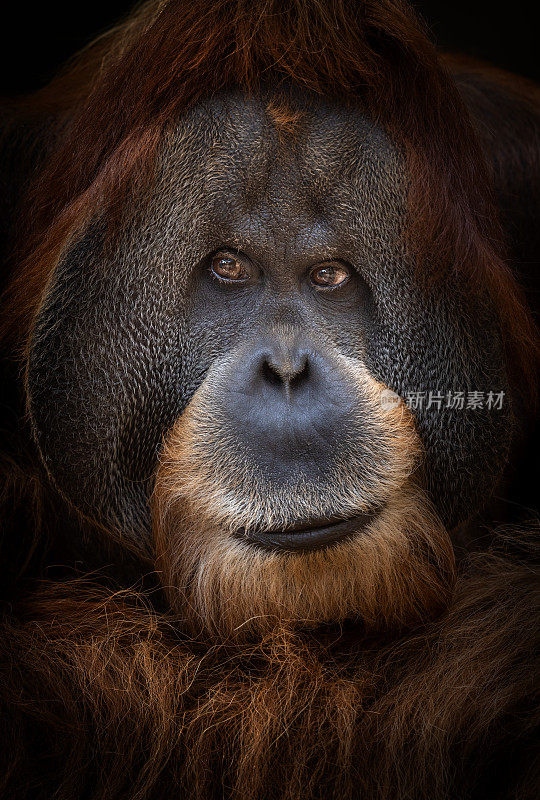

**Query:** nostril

left=290, top=356, right=309, bottom=387
left=261, top=359, right=284, bottom=387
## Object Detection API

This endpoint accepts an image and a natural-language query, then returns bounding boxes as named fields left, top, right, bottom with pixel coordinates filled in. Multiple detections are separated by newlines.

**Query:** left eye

left=210, top=253, right=250, bottom=282
left=310, top=263, right=351, bottom=289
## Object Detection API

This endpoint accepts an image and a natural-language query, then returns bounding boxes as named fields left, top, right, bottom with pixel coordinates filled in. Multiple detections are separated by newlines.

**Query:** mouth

left=236, top=507, right=382, bottom=553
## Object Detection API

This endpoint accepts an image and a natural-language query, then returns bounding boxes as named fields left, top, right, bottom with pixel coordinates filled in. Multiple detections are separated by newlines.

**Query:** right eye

left=210, top=253, right=251, bottom=284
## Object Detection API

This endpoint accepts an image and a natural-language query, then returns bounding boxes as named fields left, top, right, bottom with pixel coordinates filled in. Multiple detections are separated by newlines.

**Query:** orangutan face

left=27, top=92, right=510, bottom=638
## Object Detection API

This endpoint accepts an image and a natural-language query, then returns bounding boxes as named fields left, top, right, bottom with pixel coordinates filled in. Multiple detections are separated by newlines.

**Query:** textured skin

left=28, top=90, right=511, bottom=544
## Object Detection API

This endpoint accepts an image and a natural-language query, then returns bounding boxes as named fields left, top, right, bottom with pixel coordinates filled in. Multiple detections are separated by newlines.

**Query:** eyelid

left=313, top=278, right=350, bottom=292
left=209, top=267, right=249, bottom=285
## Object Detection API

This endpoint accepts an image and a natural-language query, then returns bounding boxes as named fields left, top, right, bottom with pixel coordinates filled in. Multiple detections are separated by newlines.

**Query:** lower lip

left=237, top=509, right=381, bottom=553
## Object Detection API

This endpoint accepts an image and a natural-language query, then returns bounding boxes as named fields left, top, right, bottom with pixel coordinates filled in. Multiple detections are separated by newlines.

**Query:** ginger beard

left=151, top=356, right=456, bottom=641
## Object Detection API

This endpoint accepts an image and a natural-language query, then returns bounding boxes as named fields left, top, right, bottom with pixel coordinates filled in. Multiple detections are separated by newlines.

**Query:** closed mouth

left=236, top=508, right=382, bottom=553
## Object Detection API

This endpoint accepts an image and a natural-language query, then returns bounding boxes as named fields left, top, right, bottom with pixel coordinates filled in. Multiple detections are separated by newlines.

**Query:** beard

left=2, top=536, right=535, bottom=800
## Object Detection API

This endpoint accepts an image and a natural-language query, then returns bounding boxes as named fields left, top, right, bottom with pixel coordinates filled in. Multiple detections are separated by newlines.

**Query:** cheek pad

left=27, top=240, right=210, bottom=540
left=362, top=270, right=513, bottom=528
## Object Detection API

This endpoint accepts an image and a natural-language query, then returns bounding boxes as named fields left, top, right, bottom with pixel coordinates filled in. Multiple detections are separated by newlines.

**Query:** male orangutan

left=0, top=1, right=538, bottom=798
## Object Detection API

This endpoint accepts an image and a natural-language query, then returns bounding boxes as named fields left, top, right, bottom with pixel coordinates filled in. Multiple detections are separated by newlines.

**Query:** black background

left=0, top=1, right=537, bottom=97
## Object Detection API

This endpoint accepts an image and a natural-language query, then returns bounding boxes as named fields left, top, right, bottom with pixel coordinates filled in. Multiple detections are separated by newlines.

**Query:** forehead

left=153, top=90, right=407, bottom=263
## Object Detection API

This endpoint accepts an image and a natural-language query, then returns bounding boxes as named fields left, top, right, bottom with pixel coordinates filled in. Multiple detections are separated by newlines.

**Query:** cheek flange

left=26, top=242, right=192, bottom=544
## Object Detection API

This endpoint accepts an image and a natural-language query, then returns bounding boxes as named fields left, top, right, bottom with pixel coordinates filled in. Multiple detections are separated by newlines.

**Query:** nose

left=219, top=337, right=357, bottom=477
left=260, top=345, right=310, bottom=394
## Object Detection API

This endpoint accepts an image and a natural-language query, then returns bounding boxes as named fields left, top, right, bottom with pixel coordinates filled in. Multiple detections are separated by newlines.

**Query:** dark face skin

left=27, top=90, right=512, bottom=548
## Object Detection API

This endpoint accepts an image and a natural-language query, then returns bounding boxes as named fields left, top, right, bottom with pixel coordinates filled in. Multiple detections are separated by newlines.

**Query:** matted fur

left=0, top=535, right=537, bottom=800
left=153, top=360, right=455, bottom=639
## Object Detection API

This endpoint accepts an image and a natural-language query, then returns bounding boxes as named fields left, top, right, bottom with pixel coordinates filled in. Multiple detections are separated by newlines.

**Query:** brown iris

left=210, top=253, right=249, bottom=282
left=310, top=263, right=350, bottom=289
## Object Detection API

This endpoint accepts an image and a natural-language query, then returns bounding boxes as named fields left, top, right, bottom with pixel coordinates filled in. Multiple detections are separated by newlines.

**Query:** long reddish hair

left=1, top=0, right=538, bottom=395
left=0, top=533, right=538, bottom=800
left=0, top=6, right=539, bottom=798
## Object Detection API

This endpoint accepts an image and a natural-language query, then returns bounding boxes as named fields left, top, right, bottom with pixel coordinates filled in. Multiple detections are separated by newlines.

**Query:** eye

left=210, top=252, right=251, bottom=283
left=309, top=262, right=351, bottom=289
